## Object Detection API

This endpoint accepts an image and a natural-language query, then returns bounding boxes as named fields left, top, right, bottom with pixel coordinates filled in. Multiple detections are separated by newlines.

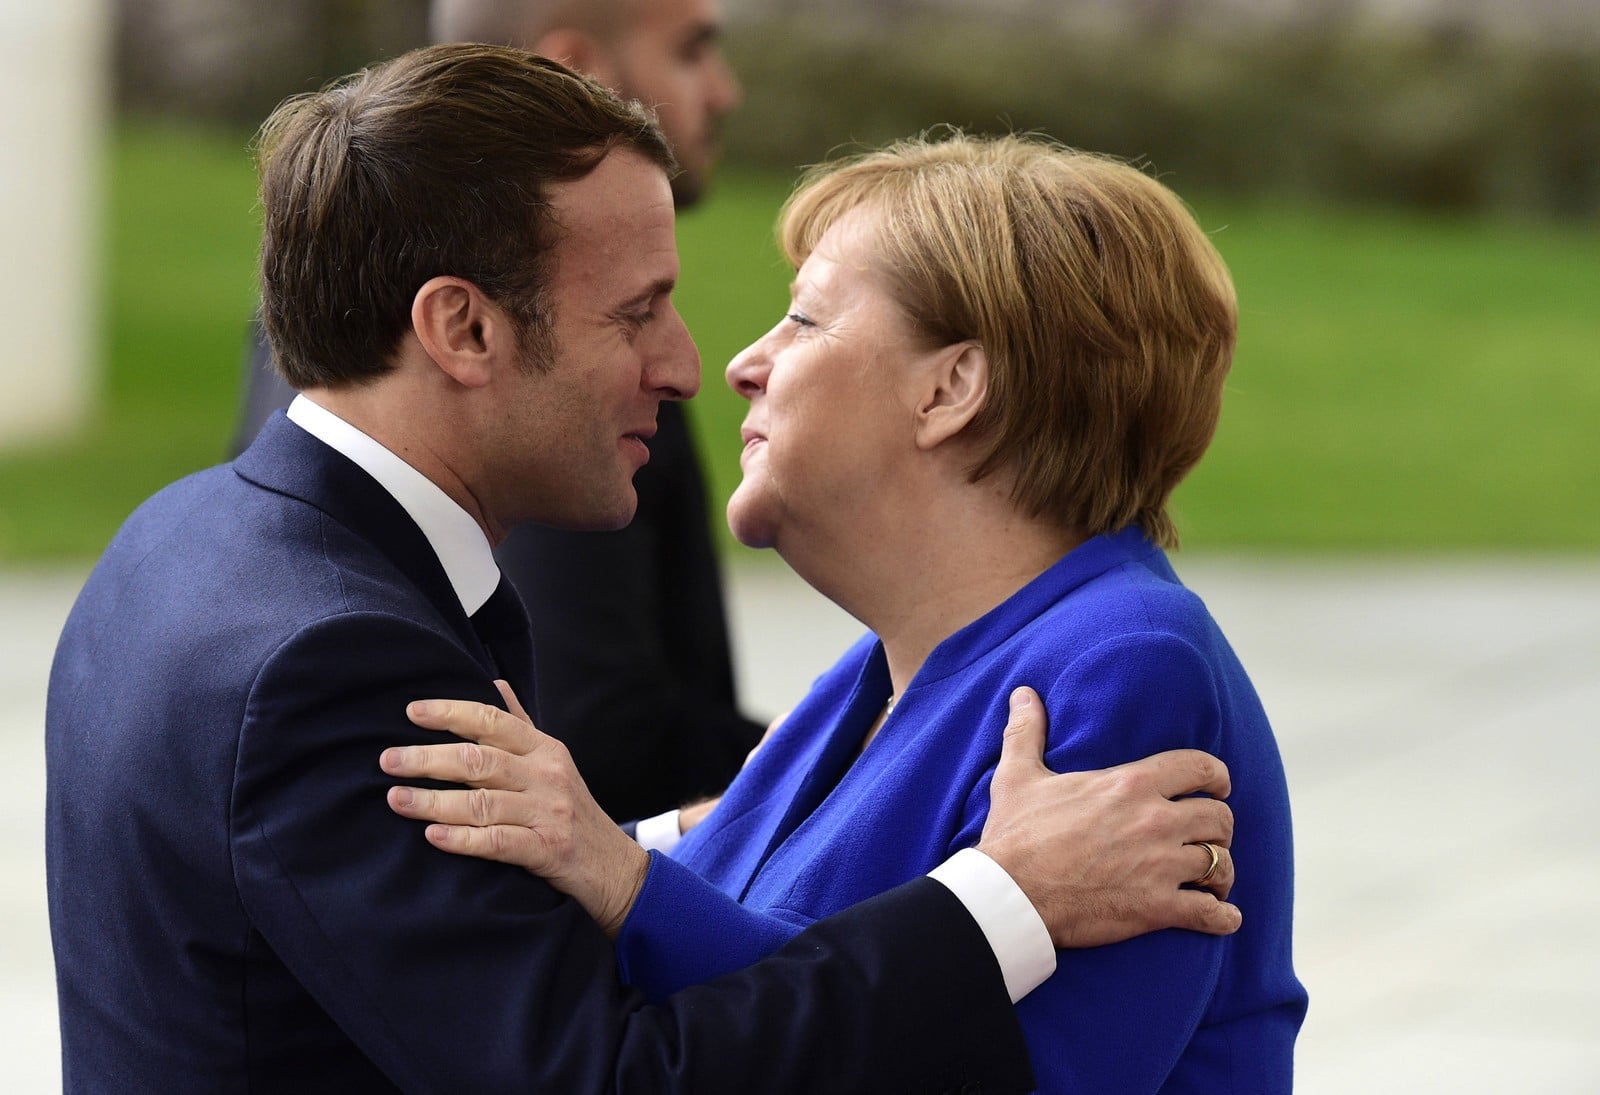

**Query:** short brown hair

left=257, top=43, right=675, bottom=388
left=778, top=133, right=1236, bottom=548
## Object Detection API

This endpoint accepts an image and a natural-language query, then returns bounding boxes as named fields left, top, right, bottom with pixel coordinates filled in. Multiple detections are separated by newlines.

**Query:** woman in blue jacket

left=393, top=132, right=1306, bottom=1092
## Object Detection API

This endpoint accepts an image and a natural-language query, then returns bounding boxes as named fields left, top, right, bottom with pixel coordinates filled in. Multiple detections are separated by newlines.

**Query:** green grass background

left=2, top=123, right=1597, bottom=562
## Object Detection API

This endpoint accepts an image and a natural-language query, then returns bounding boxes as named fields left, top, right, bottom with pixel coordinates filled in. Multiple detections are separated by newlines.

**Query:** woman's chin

left=726, top=493, right=778, bottom=551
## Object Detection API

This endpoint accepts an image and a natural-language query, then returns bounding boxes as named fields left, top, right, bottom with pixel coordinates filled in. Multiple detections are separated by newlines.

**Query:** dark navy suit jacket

left=234, top=328, right=765, bottom=822
left=45, top=414, right=1032, bottom=1093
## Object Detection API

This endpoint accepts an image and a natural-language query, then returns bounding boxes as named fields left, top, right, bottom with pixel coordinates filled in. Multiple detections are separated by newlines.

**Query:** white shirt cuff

left=632, top=810, right=683, bottom=855
left=928, top=847, right=1056, bottom=1003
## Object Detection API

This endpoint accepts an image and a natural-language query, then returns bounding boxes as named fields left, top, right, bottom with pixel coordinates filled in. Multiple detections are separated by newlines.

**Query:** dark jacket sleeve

left=232, top=610, right=1034, bottom=1094
left=496, top=401, right=765, bottom=821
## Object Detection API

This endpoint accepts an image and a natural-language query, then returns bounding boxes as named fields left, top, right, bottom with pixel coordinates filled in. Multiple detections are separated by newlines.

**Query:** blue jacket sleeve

left=1008, top=631, right=1230, bottom=1093
left=616, top=852, right=818, bottom=1001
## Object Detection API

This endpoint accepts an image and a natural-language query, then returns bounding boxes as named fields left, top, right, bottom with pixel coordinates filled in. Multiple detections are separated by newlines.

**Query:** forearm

left=616, top=853, right=813, bottom=1000
left=249, top=615, right=1037, bottom=1092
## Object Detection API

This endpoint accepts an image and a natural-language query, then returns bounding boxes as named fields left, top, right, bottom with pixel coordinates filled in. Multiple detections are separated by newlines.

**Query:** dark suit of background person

left=46, top=406, right=1035, bottom=1093
left=232, top=339, right=763, bottom=821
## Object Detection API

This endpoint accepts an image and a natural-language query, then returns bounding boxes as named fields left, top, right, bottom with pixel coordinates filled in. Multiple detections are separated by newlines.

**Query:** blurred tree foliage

left=111, top=0, right=1600, bottom=219
left=116, top=0, right=428, bottom=124
left=720, top=10, right=1600, bottom=219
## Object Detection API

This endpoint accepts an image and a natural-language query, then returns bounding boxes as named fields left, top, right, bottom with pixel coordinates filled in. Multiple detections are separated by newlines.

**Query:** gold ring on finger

left=1188, top=841, right=1221, bottom=887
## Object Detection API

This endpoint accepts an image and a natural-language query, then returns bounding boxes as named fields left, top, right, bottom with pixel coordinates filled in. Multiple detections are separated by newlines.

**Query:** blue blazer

left=617, top=530, right=1308, bottom=1092
left=45, top=414, right=1034, bottom=1093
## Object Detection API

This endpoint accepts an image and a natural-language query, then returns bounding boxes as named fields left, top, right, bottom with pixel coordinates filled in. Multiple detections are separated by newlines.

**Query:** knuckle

left=1215, top=803, right=1236, bottom=843
left=477, top=703, right=499, bottom=739
left=468, top=787, right=495, bottom=825
left=543, top=736, right=575, bottom=768
left=548, top=796, right=575, bottom=829
left=1002, top=706, right=1028, bottom=737
left=1103, top=766, right=1143, bottom=800
left=461, top=742, right=493, bottom=780
left=1205, top=756, right=1234, bottom=796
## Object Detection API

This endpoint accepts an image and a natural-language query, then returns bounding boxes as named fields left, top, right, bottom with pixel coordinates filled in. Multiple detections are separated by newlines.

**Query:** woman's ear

left=410, top=276, right=514, bottom=390
left=913, top=342, right=989, bottom=451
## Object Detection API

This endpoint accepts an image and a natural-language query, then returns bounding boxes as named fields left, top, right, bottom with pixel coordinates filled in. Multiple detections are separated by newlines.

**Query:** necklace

left=884, top=693, right=898, bottom=714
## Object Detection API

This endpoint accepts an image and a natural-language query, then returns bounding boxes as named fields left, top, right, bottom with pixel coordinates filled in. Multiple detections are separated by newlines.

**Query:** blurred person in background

left=384, top=132, right=1305, bottom=1092
left=232, top=0, right=756, bottom=822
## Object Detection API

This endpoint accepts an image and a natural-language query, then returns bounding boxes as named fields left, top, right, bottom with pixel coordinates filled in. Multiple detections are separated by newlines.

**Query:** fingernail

left=409, top=700, right=441, bottom=720
left=379, top=748, right=403, bottom=772
left=1010, top=687, right=1033, bottom=709
left=391, top=787, right=413, bottom=807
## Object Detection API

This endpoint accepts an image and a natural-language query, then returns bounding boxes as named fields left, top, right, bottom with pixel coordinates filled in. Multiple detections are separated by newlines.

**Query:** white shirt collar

left=285, top=394, right=501, bottom=615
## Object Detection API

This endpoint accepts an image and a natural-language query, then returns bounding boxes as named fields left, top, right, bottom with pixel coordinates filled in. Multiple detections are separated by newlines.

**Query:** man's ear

left=913, top=342, right=989, bottom=451
left=410, top=276, right=512, bottom=390
left=532, top=29, right=617, bottom=86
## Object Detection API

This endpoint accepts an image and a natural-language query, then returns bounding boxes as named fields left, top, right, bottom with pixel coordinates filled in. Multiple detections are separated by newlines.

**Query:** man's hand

left=380, top=680, right=649, bottom=938
left=976, top=687, right=1241, bottom=949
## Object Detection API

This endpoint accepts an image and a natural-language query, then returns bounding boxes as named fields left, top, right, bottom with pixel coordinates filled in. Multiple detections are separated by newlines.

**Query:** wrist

left=597, top=843, right=651, bottom=939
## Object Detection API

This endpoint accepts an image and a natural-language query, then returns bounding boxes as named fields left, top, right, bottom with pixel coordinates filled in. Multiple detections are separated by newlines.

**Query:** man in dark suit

left=47, top=45, right=1240, bottom=1092
left=234, top=0, right=761, bottom=821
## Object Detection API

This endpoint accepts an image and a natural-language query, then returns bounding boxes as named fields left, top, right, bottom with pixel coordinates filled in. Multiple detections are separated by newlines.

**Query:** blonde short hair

left=778, top=133, right=1236, bottom=548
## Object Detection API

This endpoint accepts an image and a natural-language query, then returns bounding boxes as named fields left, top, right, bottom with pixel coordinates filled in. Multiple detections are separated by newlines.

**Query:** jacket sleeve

left=231, top=610, right=1034, bottom=1094
left=981, top=631, right=1230, bottom=1093
left=614, top=852, right=821, bottom=1001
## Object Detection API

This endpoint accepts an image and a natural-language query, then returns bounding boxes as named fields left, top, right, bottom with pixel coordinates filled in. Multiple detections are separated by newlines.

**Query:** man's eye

left=786, top=311, right=815, bottom=328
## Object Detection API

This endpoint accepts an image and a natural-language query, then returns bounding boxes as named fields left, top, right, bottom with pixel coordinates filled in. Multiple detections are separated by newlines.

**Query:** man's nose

left=649, top=310, right=701, bottom=402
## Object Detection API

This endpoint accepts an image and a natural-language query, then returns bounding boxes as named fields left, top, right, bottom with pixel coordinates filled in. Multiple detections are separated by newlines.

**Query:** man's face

left=606, top=0, right=741, bottom=207
left=491, top=149, right=700, bottom=531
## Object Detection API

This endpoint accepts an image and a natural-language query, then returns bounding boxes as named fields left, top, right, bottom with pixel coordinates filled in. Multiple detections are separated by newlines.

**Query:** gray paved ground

left=6, top=556, right=1599, bottom=1091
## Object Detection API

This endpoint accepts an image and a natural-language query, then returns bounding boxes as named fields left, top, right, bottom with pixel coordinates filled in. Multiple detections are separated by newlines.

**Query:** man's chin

left=581, top=496, right=639, bottom=533
left=515, top=491, right=638, bottom=534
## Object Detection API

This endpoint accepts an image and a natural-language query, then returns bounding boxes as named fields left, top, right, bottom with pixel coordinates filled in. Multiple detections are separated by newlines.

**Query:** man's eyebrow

left=618, top=277, right=677, bottom=311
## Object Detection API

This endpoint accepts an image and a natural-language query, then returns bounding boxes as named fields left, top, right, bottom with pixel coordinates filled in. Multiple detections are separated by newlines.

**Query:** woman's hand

left=380, top=680, right=649, bottom=938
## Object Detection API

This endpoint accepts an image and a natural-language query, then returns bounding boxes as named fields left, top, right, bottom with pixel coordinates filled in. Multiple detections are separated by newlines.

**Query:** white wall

left=0, top=1, right=107, bottom=448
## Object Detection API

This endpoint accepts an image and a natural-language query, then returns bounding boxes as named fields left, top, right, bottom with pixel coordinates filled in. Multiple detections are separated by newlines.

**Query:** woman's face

left=724, top=207, right=936, bottom=552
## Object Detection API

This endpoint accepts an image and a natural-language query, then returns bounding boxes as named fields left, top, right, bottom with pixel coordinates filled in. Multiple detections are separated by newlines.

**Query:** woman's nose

left=725, top=338, right=769, bottom=400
